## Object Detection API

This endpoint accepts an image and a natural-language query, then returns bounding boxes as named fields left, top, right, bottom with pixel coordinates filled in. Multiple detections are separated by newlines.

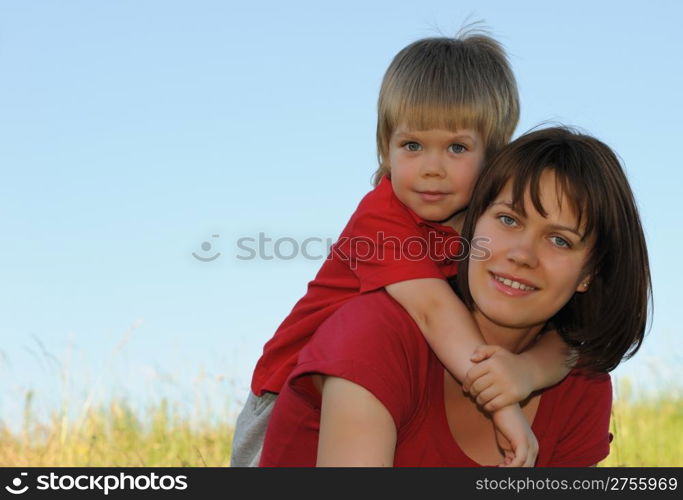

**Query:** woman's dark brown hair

left=456, top=127, right=651, bottom=373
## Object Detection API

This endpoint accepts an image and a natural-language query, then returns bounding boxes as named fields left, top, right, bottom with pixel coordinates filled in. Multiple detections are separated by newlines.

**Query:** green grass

left=0, top=392, right=234, bottom=467
left=0, top=384, right=680, bottom=466
left=600, top=381, right=683, bottom=467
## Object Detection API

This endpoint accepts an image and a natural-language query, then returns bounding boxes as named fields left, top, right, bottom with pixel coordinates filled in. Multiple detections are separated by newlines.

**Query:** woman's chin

left=475, top=304, right=544, bottom=332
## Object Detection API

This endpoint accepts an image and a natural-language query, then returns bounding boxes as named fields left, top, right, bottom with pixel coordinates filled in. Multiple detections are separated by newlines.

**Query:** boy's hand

left=463, top=345, right=535, bottom=412
left=491, top=405, right=538, bottom=467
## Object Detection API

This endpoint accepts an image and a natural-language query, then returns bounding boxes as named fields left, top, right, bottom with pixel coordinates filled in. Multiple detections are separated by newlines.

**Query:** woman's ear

left=575, top=275, right=592, bottom=293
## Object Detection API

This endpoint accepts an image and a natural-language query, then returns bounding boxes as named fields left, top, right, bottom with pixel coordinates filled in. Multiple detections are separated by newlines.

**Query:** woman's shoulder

left=563, top=369, right=612, bottom=392
left=540, top=369, right=612, bottom=431
left=550, top=369, right=612, bottom=407
left=310, top=290, right=426, bottom=355
left=296, top=290, right=434, bottom=427
left=538, top=370, right=613, bottom=466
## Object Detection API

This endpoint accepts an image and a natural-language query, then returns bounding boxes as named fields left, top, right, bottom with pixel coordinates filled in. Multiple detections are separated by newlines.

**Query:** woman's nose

left=506, top=233, right=539, bottom=268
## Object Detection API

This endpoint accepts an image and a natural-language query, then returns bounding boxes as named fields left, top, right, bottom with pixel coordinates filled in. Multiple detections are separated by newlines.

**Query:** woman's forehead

left=493, top=172, right=588, bottom=235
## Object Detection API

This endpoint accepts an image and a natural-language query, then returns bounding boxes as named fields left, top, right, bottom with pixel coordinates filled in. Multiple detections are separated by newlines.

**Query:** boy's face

left=387, top=126, right=485, bottom=231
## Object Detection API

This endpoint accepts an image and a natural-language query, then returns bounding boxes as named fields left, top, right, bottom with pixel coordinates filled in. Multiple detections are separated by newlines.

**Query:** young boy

left=232, top=32, right=573, bottom=467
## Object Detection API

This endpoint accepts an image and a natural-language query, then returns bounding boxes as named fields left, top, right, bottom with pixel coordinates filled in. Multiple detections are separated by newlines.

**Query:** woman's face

left=468, top=169, right=593, bottom=331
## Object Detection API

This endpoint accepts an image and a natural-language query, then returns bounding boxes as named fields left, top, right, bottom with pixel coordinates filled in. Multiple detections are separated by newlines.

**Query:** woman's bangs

left=504, top=163, right=595, bottom=242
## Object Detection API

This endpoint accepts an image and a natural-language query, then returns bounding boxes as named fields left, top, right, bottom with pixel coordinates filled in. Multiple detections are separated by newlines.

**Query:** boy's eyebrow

left=490, top=201, right=585, bottom=238
left=452, top=132, right=477, bottom=142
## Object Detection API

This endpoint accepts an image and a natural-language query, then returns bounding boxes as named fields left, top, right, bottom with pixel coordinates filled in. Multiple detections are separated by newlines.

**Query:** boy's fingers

left=475, top=386, right=500, bottom=407
left=470, top=351, right=486, bottom=362
left=470, top=344, right=498, bottom=361
left=470, top=375, right=494, bottom=398
left=483, top=394, right=508, bottom=413
left=464, top=363, right=489, bottom=389
left=505, top=445, right=526, bottom=467
left=466, top=363, right=487, bottom=379
left=469, top=345, right=485, bottom=360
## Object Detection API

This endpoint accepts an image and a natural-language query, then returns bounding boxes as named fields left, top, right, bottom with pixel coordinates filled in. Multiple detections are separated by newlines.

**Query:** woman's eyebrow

left=490, top=200, right=517, bottom=211
left=546, top=223, right=584, bottom=239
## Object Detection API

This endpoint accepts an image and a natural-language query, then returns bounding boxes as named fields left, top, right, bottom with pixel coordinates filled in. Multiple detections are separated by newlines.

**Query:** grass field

left=1, top=383, right=680, bottom=467
left=600, top=381, right=682, bottom=467
left=0, top=392, right=234, bottom=467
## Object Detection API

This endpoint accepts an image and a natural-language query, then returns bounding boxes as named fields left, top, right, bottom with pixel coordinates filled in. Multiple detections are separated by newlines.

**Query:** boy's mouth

left=418, top=190, right=449, bottom=202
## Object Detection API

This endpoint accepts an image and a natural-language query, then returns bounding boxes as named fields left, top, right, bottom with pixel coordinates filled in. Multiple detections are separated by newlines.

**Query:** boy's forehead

left=393, top=124, right=480, bottom=142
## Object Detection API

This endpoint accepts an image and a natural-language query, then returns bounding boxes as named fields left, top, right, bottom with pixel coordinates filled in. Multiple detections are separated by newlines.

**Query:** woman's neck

left=471, top=309, right=544, bottom=353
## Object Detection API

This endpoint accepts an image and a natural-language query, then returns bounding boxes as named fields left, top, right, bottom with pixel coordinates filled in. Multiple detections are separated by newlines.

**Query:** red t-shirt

left=260, top=290, right=613, bottom=467
left=251, top=177, right=463, bottom=395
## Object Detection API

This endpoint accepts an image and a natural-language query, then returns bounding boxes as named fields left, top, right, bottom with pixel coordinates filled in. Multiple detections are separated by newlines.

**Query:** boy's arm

left=385, top=277, right=482, bottom=382
left=463, top=332, right=574, bottom=412
left=520, top=330, right=574, bottom=389
left=492, top=405, right=538, bottom=467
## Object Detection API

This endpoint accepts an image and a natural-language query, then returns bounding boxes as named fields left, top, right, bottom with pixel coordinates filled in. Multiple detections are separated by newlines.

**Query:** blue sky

left=1, top=0, right=681, bottom=427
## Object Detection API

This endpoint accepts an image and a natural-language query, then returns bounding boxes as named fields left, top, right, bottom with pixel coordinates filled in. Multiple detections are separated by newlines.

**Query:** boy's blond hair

left=373, top=31, right=519, bottom=186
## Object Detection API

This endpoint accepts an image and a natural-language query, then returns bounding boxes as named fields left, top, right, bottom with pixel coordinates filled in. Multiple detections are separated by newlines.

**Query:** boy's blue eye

left=404, top=142, right=421, bottom=152
left=448, top=144, right=466, bottom=153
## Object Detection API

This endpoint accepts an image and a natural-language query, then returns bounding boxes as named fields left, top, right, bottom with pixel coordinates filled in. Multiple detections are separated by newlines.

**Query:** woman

left=259, top=127, right=651, bottom=467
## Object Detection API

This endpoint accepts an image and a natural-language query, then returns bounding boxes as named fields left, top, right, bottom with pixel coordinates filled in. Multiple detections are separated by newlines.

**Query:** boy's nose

left=420, top=154, right=445, bottom=177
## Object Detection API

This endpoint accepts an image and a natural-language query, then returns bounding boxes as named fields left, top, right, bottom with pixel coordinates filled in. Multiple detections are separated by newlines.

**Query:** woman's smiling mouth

left=489, top=272, right=538, bottom=295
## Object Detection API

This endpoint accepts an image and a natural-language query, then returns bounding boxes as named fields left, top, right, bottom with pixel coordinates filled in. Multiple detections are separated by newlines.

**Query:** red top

left=251, top=177, right=463, bottom=395
left=260, top=290, right=613, bottom=467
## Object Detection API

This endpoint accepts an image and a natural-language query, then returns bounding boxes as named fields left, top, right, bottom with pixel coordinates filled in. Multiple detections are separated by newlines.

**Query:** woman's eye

left=448, top=143, right=466, bottom=153
left=403, top=142, right=421, bottom=152
left=498, top=214, right=517, bottom=227
left=550, top=236, right=571, bottom=248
